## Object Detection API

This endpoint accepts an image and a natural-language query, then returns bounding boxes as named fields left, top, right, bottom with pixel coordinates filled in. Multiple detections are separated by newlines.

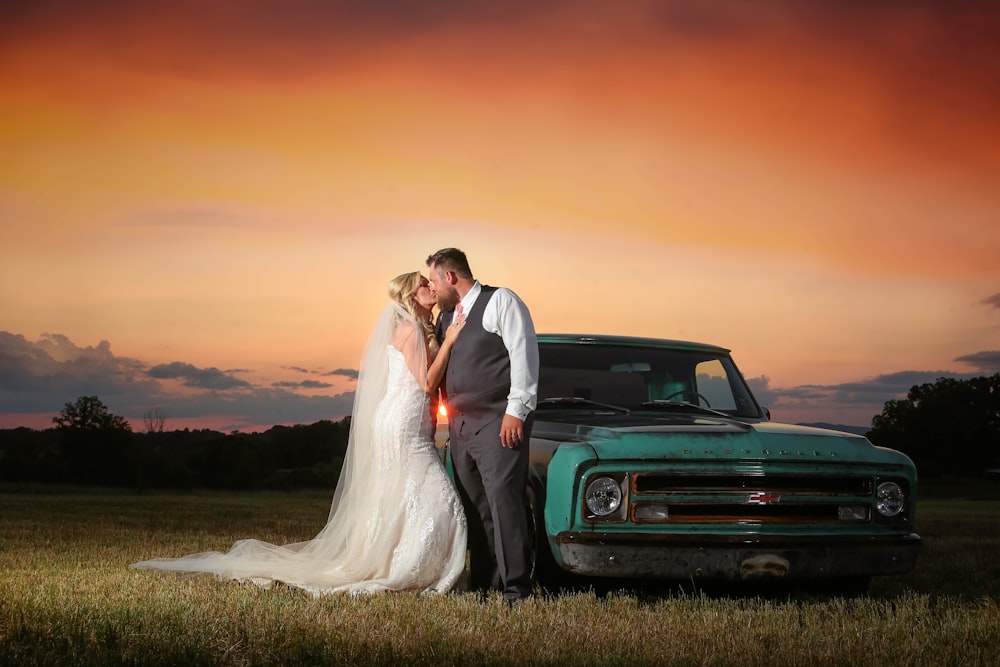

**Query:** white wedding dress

left=132, top=305, right=467, bottom=596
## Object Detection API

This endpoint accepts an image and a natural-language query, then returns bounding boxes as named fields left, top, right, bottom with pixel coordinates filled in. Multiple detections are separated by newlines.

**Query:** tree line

left=1, top=374, right=997, bottom=490
left=0, top=396, right=351, bottom=491
left=867, top=372, right=1000, bottom=477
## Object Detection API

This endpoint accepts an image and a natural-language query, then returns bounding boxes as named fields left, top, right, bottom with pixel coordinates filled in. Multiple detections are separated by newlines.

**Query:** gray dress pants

left=450, top=414, right=532, bottom=600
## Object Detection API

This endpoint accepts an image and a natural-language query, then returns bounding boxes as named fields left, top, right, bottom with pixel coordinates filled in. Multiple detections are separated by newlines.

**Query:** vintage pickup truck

left=448, top=333, right=921, bottom=590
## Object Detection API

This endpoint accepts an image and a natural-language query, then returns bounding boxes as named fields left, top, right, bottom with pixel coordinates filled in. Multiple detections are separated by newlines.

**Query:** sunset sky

left=2, top=0, right=998, bottom=433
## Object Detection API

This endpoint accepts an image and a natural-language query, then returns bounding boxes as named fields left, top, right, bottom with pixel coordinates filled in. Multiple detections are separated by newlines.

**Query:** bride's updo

left=388, top=271, right=438, bottom=354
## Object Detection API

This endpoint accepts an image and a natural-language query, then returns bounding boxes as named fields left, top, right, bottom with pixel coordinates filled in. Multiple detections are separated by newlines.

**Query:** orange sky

left=1, top=0, right=998, bottom=431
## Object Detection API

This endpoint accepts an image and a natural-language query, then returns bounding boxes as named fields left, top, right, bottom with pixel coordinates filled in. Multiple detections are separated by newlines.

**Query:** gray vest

left=441, top=286, right=511, bottom=431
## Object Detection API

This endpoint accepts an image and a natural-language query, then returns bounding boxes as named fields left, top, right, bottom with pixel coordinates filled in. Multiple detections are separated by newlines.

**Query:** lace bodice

left=377, top=345, right=434, bottom=451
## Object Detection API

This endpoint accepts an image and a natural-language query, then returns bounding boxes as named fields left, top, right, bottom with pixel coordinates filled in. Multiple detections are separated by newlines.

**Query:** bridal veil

left=131, top=303, right=466, bottom=595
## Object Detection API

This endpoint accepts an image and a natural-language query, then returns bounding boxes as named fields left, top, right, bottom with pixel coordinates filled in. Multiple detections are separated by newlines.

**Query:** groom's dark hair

left=427, top=248, right=473, bottom=280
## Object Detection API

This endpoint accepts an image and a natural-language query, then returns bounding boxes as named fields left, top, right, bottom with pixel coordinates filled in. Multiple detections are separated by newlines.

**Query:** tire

left=525, top=483, right=561, bottom=590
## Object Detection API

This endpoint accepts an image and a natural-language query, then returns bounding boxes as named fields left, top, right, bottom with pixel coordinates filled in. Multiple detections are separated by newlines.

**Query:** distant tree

left=53, top=396, right=134, bottom=486
left=54, top=396, right=132, bottom=433
left=868, top=374, right=1000, bottom=476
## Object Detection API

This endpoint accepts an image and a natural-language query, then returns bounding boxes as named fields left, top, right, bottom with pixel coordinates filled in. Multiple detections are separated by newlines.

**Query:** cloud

left=325, top=368, right=359, bottom=380
left=147, top=362, right=251, bottom=390
left=744, top=375, right=779, bottom=408
left=765, top=368, right=990, bottom=427
left=983, top=293, right=1000, bottom=309
left=153, top=388, right=355, bottom=432
left=283, top=365, right=356, bottom=380
left=0, top=331, right=158, bottom=412
left=779, top=370, right=982, bottom=404
left=2, top=329, right=995, bottom=433
left=300, top=380, right=334, bottom=389
left=954, top=351, right=1000, bottom=373
left=737, top=368, right=989, bottom=428
left=0, top=332, right=355, bottom=430
left=272, top=380, right=334, bottom=390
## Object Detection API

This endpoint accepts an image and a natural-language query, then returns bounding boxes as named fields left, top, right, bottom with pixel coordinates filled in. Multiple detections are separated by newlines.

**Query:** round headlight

left=875, top=481, right=905, bottom=517
left=585, top=476, right=622, bottom=516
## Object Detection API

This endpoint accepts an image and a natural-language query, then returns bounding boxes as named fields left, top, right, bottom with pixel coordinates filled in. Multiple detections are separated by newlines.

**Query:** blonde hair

left=388, top=272, right=438, bottom=355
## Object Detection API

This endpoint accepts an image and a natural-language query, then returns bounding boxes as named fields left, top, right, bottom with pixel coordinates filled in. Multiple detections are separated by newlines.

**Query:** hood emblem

left=747, top=492, right=781, bottom=505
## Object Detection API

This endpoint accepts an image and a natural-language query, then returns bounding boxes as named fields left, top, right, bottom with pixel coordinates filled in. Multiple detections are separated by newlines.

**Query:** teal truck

left=450, top=334, right=921, bottom=590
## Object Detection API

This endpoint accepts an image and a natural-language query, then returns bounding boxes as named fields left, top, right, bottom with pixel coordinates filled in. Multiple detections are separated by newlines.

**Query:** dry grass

left=1, top=489, right=999, bottom=666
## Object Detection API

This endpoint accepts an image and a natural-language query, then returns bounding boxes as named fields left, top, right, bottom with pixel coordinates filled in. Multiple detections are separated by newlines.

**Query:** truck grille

left=629, top=473, right=875, bottom=525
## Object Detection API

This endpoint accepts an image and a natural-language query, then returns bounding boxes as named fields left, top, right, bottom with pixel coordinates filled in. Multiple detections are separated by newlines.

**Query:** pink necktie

left=456, top=304, right=464, bottom=317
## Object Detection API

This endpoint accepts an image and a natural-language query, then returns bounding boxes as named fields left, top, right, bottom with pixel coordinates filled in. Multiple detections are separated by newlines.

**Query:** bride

left=131, top=272, right=468, bottom=595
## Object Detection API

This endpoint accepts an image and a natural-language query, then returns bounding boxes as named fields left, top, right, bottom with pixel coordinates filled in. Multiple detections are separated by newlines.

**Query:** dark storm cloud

left=147, top=362, right=251, bottom=390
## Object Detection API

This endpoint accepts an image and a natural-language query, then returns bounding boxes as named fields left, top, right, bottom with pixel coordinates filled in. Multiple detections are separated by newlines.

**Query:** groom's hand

left=500, top=414, right=524, bottom=449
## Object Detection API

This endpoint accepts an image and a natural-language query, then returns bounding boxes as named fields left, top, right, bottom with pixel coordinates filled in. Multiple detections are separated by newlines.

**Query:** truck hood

left=533, top=412, right=909, bottom=466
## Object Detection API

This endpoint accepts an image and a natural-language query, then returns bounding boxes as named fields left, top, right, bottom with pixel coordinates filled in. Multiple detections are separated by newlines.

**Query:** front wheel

left=525, top=483, right=561, bottom=590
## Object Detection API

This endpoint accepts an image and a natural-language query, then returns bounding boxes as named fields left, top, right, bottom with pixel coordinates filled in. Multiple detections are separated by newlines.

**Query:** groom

left=427, top=247, right=539, bottom=602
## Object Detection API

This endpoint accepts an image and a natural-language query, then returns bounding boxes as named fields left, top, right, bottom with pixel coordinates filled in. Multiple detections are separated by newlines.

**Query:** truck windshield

left=538, top=343, right=763, bottom=419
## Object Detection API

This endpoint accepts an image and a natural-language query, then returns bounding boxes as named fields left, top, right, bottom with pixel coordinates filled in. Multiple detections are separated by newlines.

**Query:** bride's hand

left=444, top=313, right=466, bottom=345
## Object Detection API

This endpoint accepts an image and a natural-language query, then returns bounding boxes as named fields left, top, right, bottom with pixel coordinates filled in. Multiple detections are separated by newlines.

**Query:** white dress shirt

left=458, top=281, right=539, bottom=421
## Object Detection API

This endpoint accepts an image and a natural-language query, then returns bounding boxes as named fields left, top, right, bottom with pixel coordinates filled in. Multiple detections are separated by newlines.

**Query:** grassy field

left=1, top=487, right=999, bottom=666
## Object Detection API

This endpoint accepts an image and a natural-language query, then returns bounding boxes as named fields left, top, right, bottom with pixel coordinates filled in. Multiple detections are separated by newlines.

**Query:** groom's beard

left=436, top=288, right=459, bottom=313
